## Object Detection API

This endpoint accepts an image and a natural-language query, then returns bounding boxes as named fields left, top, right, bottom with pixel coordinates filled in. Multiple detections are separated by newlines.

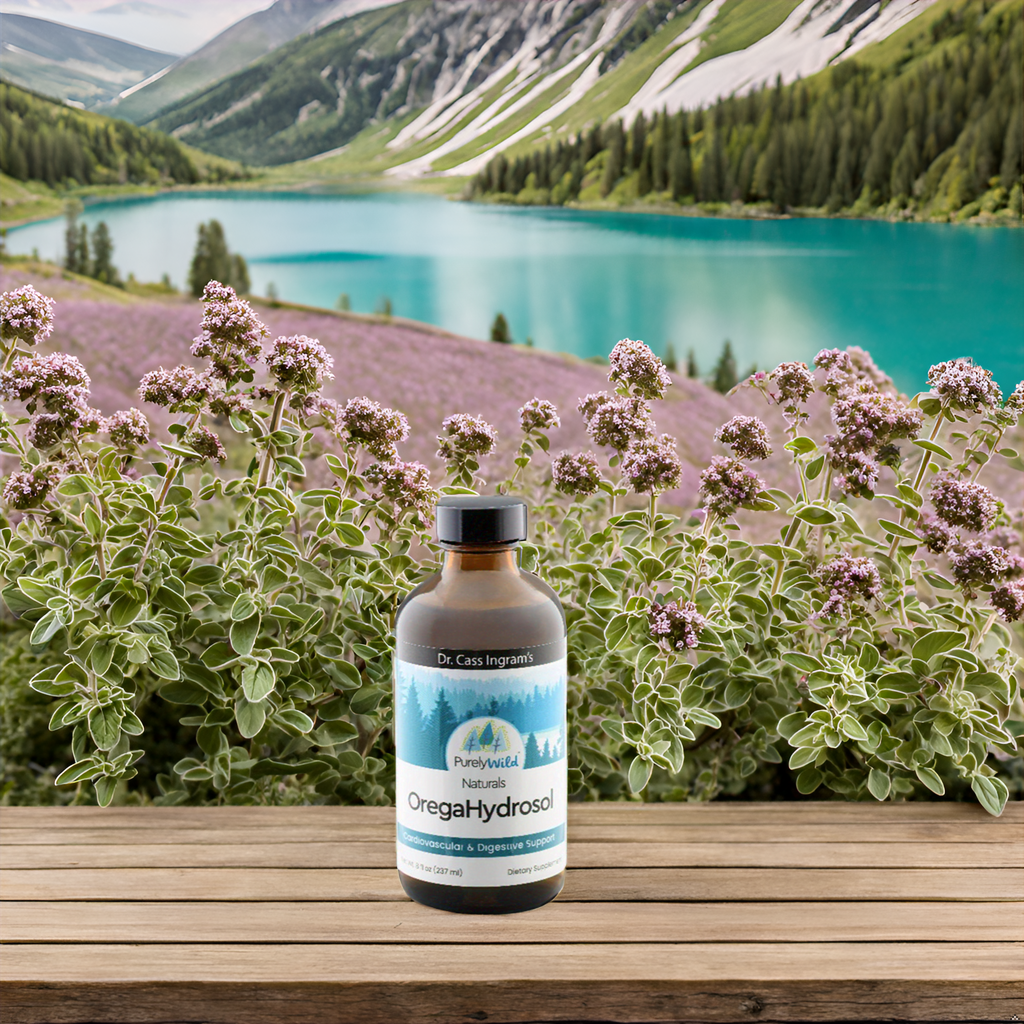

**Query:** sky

left=0, top=0, right=276, bottom=55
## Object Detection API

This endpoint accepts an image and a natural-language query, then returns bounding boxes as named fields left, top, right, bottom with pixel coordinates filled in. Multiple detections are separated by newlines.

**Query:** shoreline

left=4, top=174, right=1021, bottom=231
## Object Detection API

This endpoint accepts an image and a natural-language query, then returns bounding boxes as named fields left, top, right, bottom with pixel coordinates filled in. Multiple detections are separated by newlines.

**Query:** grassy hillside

left=469, top=0, right=1023, bottom=224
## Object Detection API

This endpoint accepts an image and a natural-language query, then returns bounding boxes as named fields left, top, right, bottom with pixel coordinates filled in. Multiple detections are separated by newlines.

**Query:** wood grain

left=3, top=900, right=1017, bottom=944
left=3, top=840, right=1019, bottom=869
left=4, top=866, right=1020, bottom=902
left=2, top=804, right=1021, bottom=1024
left=2, top=801, right=1016, bottom=827
left=4, top=822, right=1019, bottom=845
left=3, top=942, right=1020, bottom=981
left=2, top=978, right=1018, bottom=1024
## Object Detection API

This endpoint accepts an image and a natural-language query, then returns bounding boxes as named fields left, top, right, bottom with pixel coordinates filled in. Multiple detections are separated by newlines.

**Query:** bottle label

left=394, top=639, right=567, bottom=887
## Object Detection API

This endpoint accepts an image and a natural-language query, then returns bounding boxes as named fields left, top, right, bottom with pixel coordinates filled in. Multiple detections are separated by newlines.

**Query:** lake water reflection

left=8, top=191, right=1022, bottom=393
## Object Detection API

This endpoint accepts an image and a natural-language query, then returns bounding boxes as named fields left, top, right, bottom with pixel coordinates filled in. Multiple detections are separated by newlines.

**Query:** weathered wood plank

left=1, top=802, right=1016, bottom=828
left=2, top=977, right=1018, bottom=1024
left=2, top=942, right=1019, bottom=980
left=3, top=900, right=1017, bottom=944
left=2, top=840, right=1019, bottom=869
left=3, top=867, right=1019, bottom=902
left=4, top=822, right=1019, bottom=846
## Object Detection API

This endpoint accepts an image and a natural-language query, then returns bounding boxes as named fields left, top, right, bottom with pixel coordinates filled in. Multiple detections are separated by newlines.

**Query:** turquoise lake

left=8, top=191, right=1023, bottom=393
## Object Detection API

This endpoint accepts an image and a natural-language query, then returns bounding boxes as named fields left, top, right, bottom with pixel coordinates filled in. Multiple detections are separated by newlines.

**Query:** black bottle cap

left=435, top=495, right=527, bottom=546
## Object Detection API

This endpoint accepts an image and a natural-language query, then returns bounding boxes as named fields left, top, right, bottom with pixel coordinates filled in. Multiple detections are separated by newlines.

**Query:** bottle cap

left=435, top=495, right=527, bottom=546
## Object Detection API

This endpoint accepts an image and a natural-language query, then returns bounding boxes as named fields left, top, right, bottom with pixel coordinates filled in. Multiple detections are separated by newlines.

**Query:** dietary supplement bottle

left=393, top=495, right=567, bottom=914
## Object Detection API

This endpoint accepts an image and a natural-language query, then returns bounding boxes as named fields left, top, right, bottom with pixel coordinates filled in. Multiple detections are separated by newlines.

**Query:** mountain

left=0, top=78, right=247, bottom=188
left=107, top=0, right=402, bottom=126
left=469, top=0, right=1022, bottom=222
left=0, top=12, right=174, bottom=107
left=140, top=0, right=979, bottom=176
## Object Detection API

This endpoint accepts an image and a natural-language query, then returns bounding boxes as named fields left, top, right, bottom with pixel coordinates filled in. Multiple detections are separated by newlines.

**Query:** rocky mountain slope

left=107, top=0, right=402, bottom=126
left=0, top=12, right=174, bottom=107
left=139, top=0, right=954, bottom=174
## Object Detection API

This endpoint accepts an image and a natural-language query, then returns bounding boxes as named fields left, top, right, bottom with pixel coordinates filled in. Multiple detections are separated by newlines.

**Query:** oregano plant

left=0, top=283, right=1021, bottom=812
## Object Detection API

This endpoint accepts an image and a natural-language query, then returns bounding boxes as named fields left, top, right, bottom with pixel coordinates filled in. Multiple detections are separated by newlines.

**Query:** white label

left=394, top=651, right=567, bottom=887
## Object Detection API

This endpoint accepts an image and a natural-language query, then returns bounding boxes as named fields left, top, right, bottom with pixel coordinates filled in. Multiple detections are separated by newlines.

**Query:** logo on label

left=446, top=716, right=525, bottom=771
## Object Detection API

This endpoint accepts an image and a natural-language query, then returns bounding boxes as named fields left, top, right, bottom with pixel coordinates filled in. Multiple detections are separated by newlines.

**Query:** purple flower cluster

left=184, top=425, right=226, bottom=463
left=927, top=358, right=1002, bottom=412
left=437, top=413, right=498, bottom=462
left=340, top=397, right=411, bottom=460
left=698, top=455, right=765, bottom=518
left=266, top=335, right=334, bottom=394
left=138, top=364, right=211, bottom=410
left=26, top=414, right=71, bottom=451
left=814, top=347, right=855, bottom=396
left=1, top=285, right=55, bottom=347
left=1, top=352, right=91, bottom=415
left=820, top=372, right=920, bottom=496
left=846, top=346, right=895, bottom=392
left=949, top=541, right=1009, bottom=595
left=1005, top=380, right=1024, bottom=418
left=714, top=415, right=772, bottom=460
left=365, top=459, right=435, bottom=518
left=579, top=392, right=654, bottom=451
left=607, top=338, right=673, bottom=399
left=769, top=361, right=816, bottom=404
left=830, top=382, right=922, bottom=451
left=104, top=408, right=151, bottom=449
left=209, top=391, right=252, bottom=419
left=518, top=398, right=560, bottom=433
left=2, top=466, right=56, bottom=510
left=991, top=580, right=1024, bottom=623
left=649, top=600, right=706, bottom=651
left=552, top=450, right=601, bottom=498
left=191, top=281, right=268, bottom=383
left=929, top=473, right=1000, bottom=533
left=621, top=434, right=683, bottom=494
left=916, top=511, right=955, bottom=554
left=813, top=554, right=882, bottom=619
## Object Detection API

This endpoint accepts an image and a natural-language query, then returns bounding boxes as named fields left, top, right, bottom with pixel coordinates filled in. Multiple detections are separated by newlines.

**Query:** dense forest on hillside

left=470, top=0, right=1023, bottom=220
left=0, top=81, right=246, bottom=188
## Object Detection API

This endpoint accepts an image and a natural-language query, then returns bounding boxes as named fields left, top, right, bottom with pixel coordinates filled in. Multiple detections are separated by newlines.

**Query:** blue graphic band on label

left=398, top=823, right=565, bottom=858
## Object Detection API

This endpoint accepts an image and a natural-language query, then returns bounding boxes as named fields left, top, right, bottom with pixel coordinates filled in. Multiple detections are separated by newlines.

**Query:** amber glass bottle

left=393, top=495, right=567, bottom=913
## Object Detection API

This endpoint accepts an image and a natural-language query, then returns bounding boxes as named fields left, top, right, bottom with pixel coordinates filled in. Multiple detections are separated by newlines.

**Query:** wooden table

left=1, top=802, right=1021, bottom=1023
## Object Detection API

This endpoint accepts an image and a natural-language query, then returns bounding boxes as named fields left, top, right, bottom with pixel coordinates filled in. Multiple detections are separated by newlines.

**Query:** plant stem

left=689, top=513, right=714, bottom=602
left=257, top=391, right=287, bottom=489
left=970, top=610, right=999, bottom=653
left=970, top=427, right=1004, bottom=483
left=648, top=491, right=657, bottom=538
left=887, top=408, right=946, bottom=560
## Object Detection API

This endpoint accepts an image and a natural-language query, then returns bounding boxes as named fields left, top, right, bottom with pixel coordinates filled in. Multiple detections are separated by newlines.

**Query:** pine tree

left=188, top=220, right=233, bottom=297
left=90, top=222, right=118, bottom=286
left=686, top=348, right=699, bottom=378
left=670, top=143, right=693, bottom=200
left=638, top=144, right=653, bottom=195
left=524, top=732, right=541, bottom=768
left=652, top=111, right=668, bottom=191
left=490, top=312, right=512, bottom=343
left=336, top=293, right=351, bottom=311
left=74, top=224, right=90, bottom=278
left=63, top=202, right=83, bottom=274
left=601, top=121, right=624, bottom=196
left=426, top=690, right=458, bottom=769
left=630, top=112, right=647, bottom=171
left=711, top=341, right=738, bottom=394
left=231, top=253, right=250, bottom=295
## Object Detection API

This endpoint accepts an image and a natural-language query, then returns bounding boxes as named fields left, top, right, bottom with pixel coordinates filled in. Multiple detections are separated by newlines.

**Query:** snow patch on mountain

left=622, top=0, right=939, bottom=121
